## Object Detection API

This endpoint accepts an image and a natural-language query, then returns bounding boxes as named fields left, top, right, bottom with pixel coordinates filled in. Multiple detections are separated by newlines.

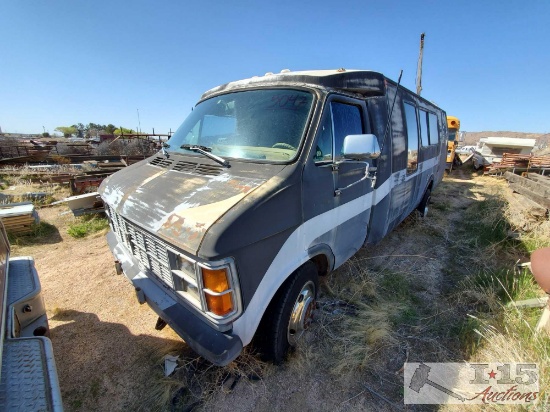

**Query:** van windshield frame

left=166, top=89, right=315, bottom=163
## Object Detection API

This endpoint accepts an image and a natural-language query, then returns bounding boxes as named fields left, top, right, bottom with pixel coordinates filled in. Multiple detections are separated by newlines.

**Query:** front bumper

left=106, top=232, right=243, bottom=366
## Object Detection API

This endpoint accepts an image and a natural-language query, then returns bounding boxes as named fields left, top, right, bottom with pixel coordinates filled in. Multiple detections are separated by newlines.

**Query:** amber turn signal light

left=202, top=267, right=233, bottom=316
left=202, top=268, right=230, bottom=292
left=205, top=292, right=233, bottom=316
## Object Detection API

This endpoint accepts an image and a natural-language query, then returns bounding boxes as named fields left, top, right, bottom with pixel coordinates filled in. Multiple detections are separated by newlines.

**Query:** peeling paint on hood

left=98, top=161, right=266, bottom=254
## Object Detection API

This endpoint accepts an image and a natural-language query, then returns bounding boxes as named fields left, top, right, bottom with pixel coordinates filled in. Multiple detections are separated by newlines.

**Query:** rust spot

left=227, top=179, right=254, bottom=194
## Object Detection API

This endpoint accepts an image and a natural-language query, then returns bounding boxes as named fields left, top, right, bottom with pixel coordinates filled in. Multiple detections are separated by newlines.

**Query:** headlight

left=177, top=255, right=196, bottom=280
left=170, top=253, right=201, bottom=307
left=169, top=251, right=239, bottom=320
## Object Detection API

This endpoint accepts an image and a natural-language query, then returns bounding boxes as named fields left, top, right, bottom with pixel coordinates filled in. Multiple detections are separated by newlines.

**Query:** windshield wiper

left=180, top=144, right=229, bottom=167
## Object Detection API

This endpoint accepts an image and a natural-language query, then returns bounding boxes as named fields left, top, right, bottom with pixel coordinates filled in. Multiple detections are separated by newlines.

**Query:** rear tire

left=256, top=261, right=318, bottom=364
left=417, top=188, right=431, bottom=217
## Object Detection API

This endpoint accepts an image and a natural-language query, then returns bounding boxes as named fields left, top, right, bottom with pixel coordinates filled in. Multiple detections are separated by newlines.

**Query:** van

left=99, top=69, right=447, bottom=365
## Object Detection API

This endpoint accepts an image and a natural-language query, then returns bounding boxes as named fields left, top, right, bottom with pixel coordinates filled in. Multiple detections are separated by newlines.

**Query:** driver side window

left=315, top=101, right=364, bottom=163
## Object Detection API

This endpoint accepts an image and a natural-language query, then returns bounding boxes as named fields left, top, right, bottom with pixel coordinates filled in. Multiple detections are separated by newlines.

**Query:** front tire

left=256, top=261, right=318, bottom=364
left=417, top=188, right=431, bottom=217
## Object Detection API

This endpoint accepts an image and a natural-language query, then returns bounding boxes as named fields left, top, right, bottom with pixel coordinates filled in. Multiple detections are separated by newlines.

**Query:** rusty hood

left=98, top=159, right=269, bottom=254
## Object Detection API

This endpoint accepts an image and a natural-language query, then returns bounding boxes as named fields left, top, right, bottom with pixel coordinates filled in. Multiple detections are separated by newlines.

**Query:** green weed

left=67, top=216, right=109, bottom=238
left=469, top=268, right=539, bottom=303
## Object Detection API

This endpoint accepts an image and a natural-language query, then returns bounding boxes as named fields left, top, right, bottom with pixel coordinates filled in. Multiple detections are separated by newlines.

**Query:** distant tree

left=113, top=127, right=135, bottom=136
left=72, top=123, right=86, bottom=138
left=104, top=124, right=116, bottom=134
left=55, top=126, right=77, bottom=138
left=42, top=132, right=50, bottom=137
left=85, top=123, right=106, bottom=138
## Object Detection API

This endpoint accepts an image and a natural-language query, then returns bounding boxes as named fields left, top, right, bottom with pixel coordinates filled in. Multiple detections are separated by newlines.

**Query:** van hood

left=98, top=158, right=270, bottom=254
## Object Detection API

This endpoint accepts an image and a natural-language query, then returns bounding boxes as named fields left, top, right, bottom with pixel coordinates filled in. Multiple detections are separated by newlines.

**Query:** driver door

left=302, top=96, right=375, bottom=267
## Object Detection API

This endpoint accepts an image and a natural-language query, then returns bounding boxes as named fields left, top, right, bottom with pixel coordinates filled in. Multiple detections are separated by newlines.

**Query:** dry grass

left=306, top=172, right=549, bottom=409
left=438, top=176, right=550, bottom=410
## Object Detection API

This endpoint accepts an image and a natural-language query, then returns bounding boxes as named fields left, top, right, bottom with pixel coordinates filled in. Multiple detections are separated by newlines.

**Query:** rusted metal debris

left=0, top=145, right=53, bottom=164
left=69, top=172, right=119, bottom=196
left=52, top=192, right=104, bottom=216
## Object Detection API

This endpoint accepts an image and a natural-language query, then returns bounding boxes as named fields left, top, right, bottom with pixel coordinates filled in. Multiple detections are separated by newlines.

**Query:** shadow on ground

left=50, top=309, right=194, bottom=411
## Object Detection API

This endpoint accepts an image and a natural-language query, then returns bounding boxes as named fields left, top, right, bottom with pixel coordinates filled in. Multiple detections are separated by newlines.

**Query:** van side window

left=403, top=102, right=419, bottom=173
left=428, top=112, right=439, bottom=145
left=331, top=102, right=363, bottom=161
left=419, top=109, right=429, bottom=147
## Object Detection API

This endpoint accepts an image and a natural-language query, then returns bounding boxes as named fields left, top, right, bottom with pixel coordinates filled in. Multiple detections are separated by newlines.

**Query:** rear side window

left=428, top=113, right=439, bottom=145
left=419, top=109, right=429, bottom=147
left=403, top=102, right=419, bottom=173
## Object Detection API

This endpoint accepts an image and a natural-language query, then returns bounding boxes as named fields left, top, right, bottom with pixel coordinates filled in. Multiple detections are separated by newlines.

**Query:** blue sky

left=1, top=1, right=548, bottom=135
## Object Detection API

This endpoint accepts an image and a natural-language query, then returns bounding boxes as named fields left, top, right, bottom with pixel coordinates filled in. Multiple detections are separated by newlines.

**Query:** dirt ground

left=6, top=168, right=524, bottom=411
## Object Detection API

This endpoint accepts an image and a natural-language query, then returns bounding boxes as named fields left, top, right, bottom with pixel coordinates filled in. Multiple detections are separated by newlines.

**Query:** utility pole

left=137, top=108, right=142, bottom=134
left=416, top=33, right=425, bottom=96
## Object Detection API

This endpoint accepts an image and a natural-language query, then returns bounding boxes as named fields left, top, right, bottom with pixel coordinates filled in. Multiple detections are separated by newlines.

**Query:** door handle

left=334, top=167, right=377, bottom=196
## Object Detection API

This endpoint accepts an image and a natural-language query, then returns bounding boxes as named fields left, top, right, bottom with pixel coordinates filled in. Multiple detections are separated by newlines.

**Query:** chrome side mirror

left=342, top=134, right=381, bottom=161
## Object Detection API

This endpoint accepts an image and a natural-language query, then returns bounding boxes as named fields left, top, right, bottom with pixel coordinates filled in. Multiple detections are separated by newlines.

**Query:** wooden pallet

left=0, top=203, right=39, bottom=235
left=505, top=172, right=550, bottom=209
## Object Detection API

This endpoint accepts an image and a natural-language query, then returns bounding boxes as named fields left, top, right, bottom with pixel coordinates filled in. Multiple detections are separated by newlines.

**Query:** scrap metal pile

left=0, top=133, right=167, bottom=228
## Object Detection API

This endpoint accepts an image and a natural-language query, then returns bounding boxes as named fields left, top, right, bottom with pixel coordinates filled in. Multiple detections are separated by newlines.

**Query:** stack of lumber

left=490, top=153, right=550, bottom=172
left=505, top=172, right=550, bottom=210
left=0, top=202, right=40, bottom=234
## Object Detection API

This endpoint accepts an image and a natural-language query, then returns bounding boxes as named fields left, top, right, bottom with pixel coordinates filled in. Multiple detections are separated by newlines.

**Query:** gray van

left=99, top=69, right=447, bottom=365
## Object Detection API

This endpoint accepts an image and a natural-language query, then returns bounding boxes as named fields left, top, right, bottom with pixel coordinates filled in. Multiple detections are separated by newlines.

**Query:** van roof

left=201, top=69, right=387, bottom=100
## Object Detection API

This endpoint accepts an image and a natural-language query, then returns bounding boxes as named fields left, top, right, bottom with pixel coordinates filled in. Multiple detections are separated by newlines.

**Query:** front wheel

left=417, top=188, right=431, bottom=217
left=256, top=261, right=318, bottom=364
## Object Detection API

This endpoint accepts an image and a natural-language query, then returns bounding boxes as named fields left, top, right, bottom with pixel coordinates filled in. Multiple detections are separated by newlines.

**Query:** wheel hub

left=287, top=280, right=316, bottom=346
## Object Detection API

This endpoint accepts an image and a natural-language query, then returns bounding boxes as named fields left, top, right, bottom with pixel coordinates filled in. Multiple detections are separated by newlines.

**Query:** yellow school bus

left=446, top=116, right=461, bottom=172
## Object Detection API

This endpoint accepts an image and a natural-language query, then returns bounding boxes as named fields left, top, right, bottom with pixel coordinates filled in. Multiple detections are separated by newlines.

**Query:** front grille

left=106, top=204, right=174, bottom=288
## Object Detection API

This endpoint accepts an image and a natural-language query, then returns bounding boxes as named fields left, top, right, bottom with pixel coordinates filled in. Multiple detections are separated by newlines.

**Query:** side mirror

left=342, top=134, right=381, bottom=161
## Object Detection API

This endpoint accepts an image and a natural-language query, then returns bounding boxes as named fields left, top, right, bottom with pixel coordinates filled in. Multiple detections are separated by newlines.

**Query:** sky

left=1, top=1, right=549, bottom=135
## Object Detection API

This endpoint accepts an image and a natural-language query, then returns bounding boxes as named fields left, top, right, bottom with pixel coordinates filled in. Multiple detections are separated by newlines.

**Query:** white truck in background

left=0, top=223, right=63, bottom=411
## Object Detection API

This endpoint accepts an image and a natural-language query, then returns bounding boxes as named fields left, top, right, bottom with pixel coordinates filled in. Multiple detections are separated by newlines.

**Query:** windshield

left=448, top=130, right=457, bottom=142
left=166, top=89, right=314, bottom=162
